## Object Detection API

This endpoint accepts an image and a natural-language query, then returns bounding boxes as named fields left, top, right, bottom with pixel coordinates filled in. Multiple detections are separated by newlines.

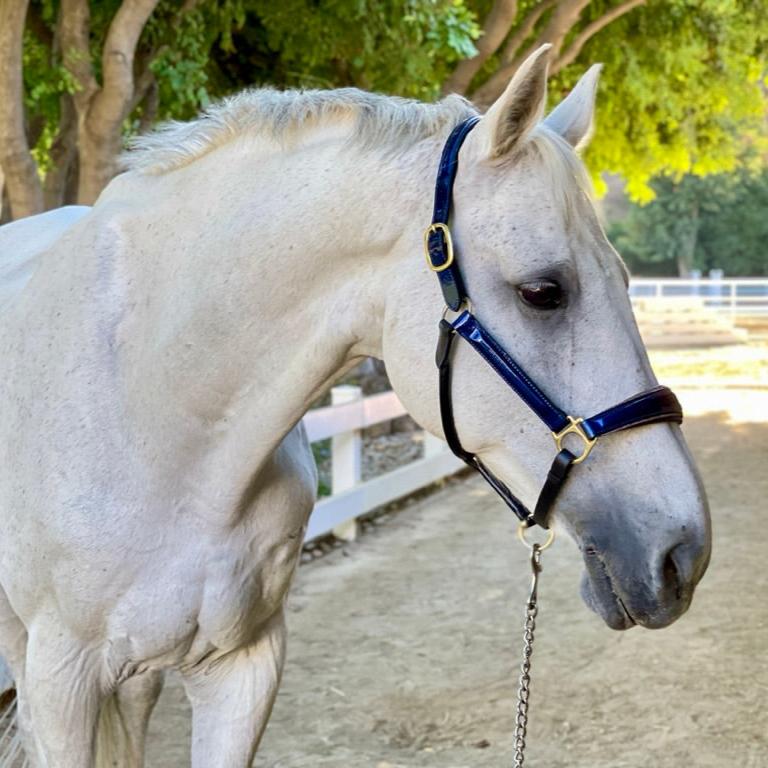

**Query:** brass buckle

left=423, top=223, right=454, bottom=272
left=552, top=416, right=596, bottom=465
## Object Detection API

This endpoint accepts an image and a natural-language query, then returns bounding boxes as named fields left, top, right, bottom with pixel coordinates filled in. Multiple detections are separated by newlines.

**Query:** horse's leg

left=94, top=670, right=164, bottom=768
left=0, top=587, right=25, bottom=692
left=23, top=618, right=103, bottom=767
left=181, top=610, right=286, bottom=768
left=0, top=586, right=42, bottom=765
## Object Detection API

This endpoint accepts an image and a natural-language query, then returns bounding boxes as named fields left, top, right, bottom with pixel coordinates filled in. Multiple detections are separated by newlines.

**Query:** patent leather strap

left=580, top=386, right=683, bottom=439
left=450, top=310, right=683, bottom=438
left=437, top=319, right=576, bottom=527
left=427, top=117, right=685, bottom=529
left=425, top=115, right=481, bottom=310
left=451, top=311, right=569, bottom=433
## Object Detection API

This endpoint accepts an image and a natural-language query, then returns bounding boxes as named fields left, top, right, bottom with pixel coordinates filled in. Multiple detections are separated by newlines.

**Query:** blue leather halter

left=426, top=117, right=683, bottom=528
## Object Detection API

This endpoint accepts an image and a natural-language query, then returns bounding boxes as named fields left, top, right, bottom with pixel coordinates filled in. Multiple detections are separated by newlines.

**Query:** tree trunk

left=470, top=0, right=591, bottom=107
left=77, top=122, right=125, bottom=205
left=0, top=0, right=44, bottom=220
left=44, top=94, right=79, bottom=209
left=60, top=0, right=161, bottom=205
left=442, top=0, right=519, bottom=96
left=441, top=0, right=647, bottom=108
left=677, top=201, right=700, bottom=278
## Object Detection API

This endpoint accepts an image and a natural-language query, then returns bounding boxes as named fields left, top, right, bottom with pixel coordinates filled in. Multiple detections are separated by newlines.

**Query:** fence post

left=331, top=385, right=363, bottom=542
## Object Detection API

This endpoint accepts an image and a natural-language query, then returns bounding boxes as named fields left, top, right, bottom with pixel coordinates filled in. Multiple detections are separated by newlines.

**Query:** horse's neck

left=103, top=132, right=434, bottom=505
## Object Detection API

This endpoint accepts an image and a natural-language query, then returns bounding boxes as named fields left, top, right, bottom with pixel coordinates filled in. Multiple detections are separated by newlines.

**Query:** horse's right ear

left=473, top=44, right=552, bottom=160
left=543, top=64, right=602, bottom=150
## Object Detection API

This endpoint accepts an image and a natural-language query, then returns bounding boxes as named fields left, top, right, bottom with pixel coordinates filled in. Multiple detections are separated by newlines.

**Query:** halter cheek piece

left=426, top=117, right=683, bottom=529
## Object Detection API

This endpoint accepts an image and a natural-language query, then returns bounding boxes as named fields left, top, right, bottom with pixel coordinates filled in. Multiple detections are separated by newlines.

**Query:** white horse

left=0, top=46, right=710, bottom=767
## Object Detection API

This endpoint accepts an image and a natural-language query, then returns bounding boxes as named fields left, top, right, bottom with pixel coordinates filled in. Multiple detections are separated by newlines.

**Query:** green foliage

left=572, top=0, right=768, bottom=201
left=312, top=440, right=332, bottom=497
left=210, top=0, right=479, bottom=98
left=144, top=7, right=213, bottom=120
left=608, top=169, right=768, bottom=276
left=21, top=29, right=75, bottom=174
left=17, top=0, right=768, bottom=206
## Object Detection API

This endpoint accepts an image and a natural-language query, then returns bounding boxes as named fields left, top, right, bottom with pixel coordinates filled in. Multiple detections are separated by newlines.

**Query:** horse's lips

left=580, top=558, right=637, bottom=631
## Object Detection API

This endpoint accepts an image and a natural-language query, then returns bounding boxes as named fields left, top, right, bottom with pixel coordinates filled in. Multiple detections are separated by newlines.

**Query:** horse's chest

left=107, top=523, right=305, bottom=674
left=195, top=530, right=304, bottom=648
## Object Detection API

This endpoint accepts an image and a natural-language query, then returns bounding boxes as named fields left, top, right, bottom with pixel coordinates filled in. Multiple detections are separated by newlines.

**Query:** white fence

left=630, top=278, right=768, bottom=317
left=302, top=386, right=463, bottom=542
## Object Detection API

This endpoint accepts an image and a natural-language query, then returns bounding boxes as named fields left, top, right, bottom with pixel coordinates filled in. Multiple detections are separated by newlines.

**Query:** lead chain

left=513, top=542, right=544, bottom=767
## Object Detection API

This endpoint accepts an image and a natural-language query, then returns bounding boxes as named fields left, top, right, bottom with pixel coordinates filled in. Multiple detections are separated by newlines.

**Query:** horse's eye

left=517, top=279, right=563, bottom=310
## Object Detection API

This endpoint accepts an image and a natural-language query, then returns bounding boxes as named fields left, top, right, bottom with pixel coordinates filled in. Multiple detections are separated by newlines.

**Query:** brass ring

left=441, top=298, right=473, bottom=321
left=517, top=521, right=555, bottom=551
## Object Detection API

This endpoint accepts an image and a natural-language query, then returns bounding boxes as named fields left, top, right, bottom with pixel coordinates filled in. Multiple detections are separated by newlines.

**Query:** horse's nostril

left=662, top=548, right=684, bottom=600
left=663, top=538, right=706, bottom=601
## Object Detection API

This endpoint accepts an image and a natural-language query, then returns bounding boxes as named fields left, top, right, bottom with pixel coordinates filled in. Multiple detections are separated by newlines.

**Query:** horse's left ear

left=543, top=64, right=602, bottom=150
left=475, top=44, right=552, bottom=160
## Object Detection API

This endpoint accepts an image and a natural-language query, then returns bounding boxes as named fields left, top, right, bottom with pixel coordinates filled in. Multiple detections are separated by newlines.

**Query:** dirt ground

left=143, top=380, right=768, bottom=768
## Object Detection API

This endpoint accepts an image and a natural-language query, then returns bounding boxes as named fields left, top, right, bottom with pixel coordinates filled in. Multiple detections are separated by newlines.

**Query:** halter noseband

left=425, top=117, right=683, bottom=529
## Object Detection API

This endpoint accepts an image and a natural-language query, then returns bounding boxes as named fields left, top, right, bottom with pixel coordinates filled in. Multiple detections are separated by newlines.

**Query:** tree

left=0, top=0, right=43, bottom=218
left=608, top=169, right=768, bottom=277
left=223, top=1, right=766, bottom=201
left=1, top=0, right=766, bottom=219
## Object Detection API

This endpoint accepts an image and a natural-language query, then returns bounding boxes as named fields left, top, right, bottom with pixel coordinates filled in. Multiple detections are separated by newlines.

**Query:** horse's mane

left=123, top=88, right=477, bottom=175
left=122, top=86, right=593, bottom=215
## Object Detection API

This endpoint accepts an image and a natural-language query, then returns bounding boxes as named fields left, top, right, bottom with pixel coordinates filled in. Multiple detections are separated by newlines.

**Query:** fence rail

left=302, top=386, right=462, bottom=542
left=630, top=278, right=768, bottom=317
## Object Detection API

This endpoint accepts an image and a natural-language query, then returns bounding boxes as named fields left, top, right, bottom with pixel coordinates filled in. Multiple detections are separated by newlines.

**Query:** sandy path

left=146, top=388, right=768, bottom=767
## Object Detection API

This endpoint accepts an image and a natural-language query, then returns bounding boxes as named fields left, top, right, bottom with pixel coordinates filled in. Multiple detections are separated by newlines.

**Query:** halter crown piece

left=426, top=117, right=684, bottom=528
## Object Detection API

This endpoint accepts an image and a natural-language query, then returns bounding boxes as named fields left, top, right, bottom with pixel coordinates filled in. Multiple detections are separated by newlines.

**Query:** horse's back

left=0, top=206, right=91, bottom=313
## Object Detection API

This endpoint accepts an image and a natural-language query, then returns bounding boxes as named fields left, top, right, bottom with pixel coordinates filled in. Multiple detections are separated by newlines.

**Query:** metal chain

left=513, top=542, right=544, bottom=767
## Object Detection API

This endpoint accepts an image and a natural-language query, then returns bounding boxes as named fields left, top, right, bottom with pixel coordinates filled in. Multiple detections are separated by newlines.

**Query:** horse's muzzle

left=577, top=518, right=711, bottom=631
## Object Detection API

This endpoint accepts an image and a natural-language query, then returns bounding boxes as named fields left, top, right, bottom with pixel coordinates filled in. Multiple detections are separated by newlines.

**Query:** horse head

left=384, top=46, right=711, bottom=630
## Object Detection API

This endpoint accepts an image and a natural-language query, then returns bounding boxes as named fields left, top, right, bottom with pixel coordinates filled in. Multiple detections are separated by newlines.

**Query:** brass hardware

left=424, top=223, right=454, bottom=272
left=517, top=520, right=555, bottom=551
left=441, top=298, right=473, bottom=321
left=552, top=416, right=596, bottom=465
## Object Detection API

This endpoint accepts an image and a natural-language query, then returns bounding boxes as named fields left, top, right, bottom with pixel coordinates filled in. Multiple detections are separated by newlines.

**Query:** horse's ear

left=476, top=44, right=552, bottom=160
left=544, top=64, right=602, bottom=150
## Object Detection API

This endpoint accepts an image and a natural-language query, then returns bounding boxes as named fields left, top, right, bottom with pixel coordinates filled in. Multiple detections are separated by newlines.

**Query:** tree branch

left=470, top=0, right=592, bottom=107
left=137, top=78, right=159, bottom=133
left=552, top=0, right=646, bottom=74
left=500, top=0, right=558, bottom=65
left=442, top=0, right=519, bottom=96
left=0, top=0, right=43, bottom=218
left=59, top=0, right=98, bottom=112
left=26, top=2, right=54, bottom=48
left=89, top=0, right=161, bottom=133
left=129, top=60, right=159, bottom=114
left=526, top=0, right=593, bottom=57
left=43, top=93, right=78, bottom=208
